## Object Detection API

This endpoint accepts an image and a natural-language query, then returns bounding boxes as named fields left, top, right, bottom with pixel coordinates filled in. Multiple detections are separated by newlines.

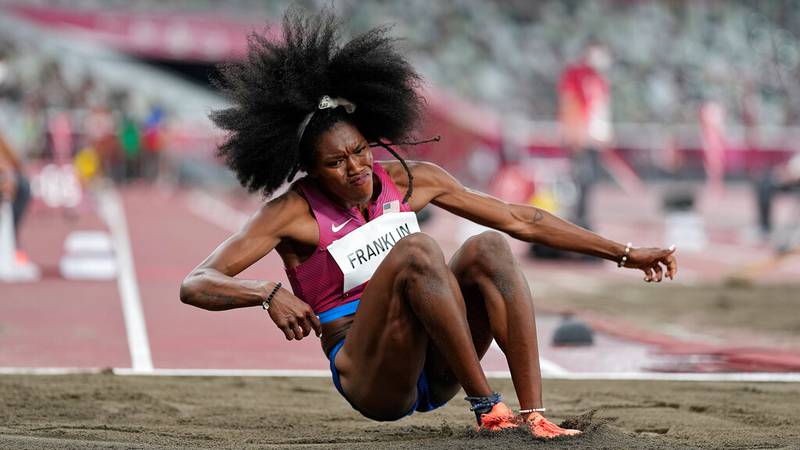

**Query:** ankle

left=464, top=392, right=502, bottom=424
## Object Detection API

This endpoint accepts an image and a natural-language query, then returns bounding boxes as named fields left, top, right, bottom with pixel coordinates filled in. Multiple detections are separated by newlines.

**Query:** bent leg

left=335, top=233, right=492, bottom=420
left=426, top=231, right=544, bottom=410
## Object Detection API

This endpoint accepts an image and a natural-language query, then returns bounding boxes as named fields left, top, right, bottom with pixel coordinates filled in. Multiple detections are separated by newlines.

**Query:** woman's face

left=311, top=121, right=374, bottom=208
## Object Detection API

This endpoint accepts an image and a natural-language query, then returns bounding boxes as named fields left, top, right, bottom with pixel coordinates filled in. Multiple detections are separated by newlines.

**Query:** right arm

left=179, top=191, right=321, bottom=340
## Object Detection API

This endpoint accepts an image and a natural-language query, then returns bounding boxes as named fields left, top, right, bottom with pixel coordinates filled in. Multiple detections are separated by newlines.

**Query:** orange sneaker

left=524, top=412, right=581, bottom=439
left=477, top=402, right=519, bottom=432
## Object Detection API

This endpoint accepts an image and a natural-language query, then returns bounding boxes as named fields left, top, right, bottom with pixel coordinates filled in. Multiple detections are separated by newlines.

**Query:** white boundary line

left=0, top=367, right=108, bottom=375
left=2, top=367, right=800, bottom=382
left=114, top=368, right=332, bottom=377
left=96, top=187, right=153, bottom=372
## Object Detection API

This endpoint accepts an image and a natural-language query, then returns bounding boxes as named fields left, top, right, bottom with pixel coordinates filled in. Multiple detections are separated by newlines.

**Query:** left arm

left=400, top=161, right=677, bottom=282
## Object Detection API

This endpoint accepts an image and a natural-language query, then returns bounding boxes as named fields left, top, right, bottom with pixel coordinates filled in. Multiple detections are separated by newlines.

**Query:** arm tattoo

left=533, top=209, right=544, bottom=223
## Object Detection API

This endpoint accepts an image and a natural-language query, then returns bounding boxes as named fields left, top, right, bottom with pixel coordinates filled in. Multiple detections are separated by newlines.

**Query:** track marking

left=490, top=341, right=570, bottom=376
left=114, top=368, right=331, bottom=377
left=0, top=367, right=108, bottom=375
left=97, top=187, right=153, bottom=372
left=3, top=367, right=800, bottom=382
left=185, top=190, right=248, bottom=232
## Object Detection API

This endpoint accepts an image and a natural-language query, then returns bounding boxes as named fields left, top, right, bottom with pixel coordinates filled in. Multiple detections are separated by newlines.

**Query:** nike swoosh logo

left=331, top=218, right=352, bottom=233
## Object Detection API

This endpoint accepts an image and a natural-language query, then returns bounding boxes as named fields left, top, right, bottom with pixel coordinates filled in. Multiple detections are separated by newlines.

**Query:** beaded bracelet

left=617, top=242, right=632, bottom=268
left=262, top=281, right=282, bottom=311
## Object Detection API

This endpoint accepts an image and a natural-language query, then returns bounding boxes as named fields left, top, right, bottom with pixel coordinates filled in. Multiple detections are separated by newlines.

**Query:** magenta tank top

left=285, top=162, right=412, bottom=315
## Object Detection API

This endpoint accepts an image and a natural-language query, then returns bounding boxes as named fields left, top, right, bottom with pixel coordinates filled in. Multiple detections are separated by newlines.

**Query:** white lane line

left=114, top=368, right=331, bottom=377
left=0, top=367, right=108, bottom=375
left=490, top=341, right=570, bottom=376
left=546, top=372, right=800, bottom=383
left=3, top=367, right=800, bottom=382
left=185, top=190, right=248, bottom=233
left=97, top=187, right=153, bottom=372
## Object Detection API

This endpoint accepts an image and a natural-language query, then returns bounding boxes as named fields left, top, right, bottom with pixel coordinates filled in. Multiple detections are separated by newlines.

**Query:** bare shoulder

left=378, top=160, right=463, bottom=210
left=378, top=160, right=455, bottom=190
left=249, top=187, right=316, bottom=241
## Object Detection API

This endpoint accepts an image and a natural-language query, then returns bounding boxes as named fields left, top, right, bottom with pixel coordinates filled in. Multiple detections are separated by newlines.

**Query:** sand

left=535, top=282, right=800, bottom=349
left=2, top=374, right=799, bottom=449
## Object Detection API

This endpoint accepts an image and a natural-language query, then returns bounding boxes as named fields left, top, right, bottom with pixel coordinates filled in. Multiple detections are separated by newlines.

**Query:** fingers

left=667, top=256, right=677, bottom=279
left=666, top=246, right=678, bottom=279
left=292, top=322, right=305, bottom=340
left=280, top=322, right=305, bottom=341
left=653, top=263, right=664, bottom=282
left=307, top=310, right=322, bottom=337
left=643, top=266, right=654, bottom=282
left=280, top=316, right=318, bottom=341
left=659, top=244, right=677, bottom=280
left=280, top=325, right=295, bottom=341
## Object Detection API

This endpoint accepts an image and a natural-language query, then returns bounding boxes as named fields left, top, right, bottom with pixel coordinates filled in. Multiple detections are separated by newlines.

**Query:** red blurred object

left=489, top=164, right=535, bottom=204
left=5, top=3, right=272, bottom=62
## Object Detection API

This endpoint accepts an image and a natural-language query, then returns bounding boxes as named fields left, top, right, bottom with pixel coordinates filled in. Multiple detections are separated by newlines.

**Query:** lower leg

left=475, top=265, right=542, bottom=409
left=452, top=232, right=544, bottom=410
left=403, top=256, right=493, bottom=398
left=461, top=241, right=581, bottom=437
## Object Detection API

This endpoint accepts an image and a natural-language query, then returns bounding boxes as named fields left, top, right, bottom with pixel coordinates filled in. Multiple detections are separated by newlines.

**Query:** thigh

left=335, top=233, right=440, bottom=419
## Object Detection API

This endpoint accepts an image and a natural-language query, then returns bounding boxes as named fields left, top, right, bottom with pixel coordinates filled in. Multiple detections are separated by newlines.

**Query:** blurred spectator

left=558, top=40, right=613, bottom=229
left=118, top=111, right=142, bottom=181
left=755, top=154, right=800, bottom=244
left=0, top=129, right=35, bottom=268
left=141, top=103, right=166, bottom=181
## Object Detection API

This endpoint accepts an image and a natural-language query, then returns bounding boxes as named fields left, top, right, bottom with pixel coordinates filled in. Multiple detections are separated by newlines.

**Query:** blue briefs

left=318, top=300, right=361, bottom=324
left=323, top=300, right=447, bottom=420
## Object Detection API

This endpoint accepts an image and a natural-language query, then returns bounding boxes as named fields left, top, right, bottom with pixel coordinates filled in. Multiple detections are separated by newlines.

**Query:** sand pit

left=2, top=375, right=799, bottom=449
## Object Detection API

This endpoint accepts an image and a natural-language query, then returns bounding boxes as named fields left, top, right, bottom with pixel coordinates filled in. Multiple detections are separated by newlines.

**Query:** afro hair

left=210, top=6, right=424, bottom=197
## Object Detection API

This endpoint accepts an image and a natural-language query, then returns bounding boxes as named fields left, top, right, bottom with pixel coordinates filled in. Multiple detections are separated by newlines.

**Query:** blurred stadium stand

left=1, top=0, right=799, bottom=189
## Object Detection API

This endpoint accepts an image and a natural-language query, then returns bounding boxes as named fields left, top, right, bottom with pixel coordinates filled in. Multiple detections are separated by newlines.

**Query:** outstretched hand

left=267, top=287, right=322, bottom=340
left=624, top=245, right=677, bottom=282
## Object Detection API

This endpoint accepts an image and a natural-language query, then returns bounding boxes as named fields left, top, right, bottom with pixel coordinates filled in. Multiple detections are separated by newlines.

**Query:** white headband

left=297, top=95, right=357, bottom=144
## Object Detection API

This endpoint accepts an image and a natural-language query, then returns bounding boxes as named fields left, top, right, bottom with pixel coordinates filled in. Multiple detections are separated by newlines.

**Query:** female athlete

left=180, top=8, right=677, bottom=439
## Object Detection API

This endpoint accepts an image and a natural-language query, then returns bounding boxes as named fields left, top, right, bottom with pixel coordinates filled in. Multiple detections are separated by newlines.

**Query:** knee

left=394, top=233, right=446, bottom=275
left=462, top=231, right=515, bottom=274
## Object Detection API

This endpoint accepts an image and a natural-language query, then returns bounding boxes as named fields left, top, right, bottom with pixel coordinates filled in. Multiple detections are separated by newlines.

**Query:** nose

left=346, top=154, right=363, bottom=175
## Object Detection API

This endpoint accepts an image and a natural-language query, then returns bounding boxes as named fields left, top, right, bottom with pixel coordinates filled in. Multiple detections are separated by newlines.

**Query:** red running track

left=2, top=183, right=800, bottom=375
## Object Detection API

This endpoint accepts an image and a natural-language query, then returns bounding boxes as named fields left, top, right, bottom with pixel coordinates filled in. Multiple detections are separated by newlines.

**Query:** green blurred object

left=119, top=117, right=141, bottom=160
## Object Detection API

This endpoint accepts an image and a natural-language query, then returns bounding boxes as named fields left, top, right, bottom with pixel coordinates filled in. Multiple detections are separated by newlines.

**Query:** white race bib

left=327, top=211, right=420, bottom=291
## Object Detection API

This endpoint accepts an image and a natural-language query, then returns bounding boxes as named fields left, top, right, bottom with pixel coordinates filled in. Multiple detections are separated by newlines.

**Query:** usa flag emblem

left=382, top=200, right=400, bottom=214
